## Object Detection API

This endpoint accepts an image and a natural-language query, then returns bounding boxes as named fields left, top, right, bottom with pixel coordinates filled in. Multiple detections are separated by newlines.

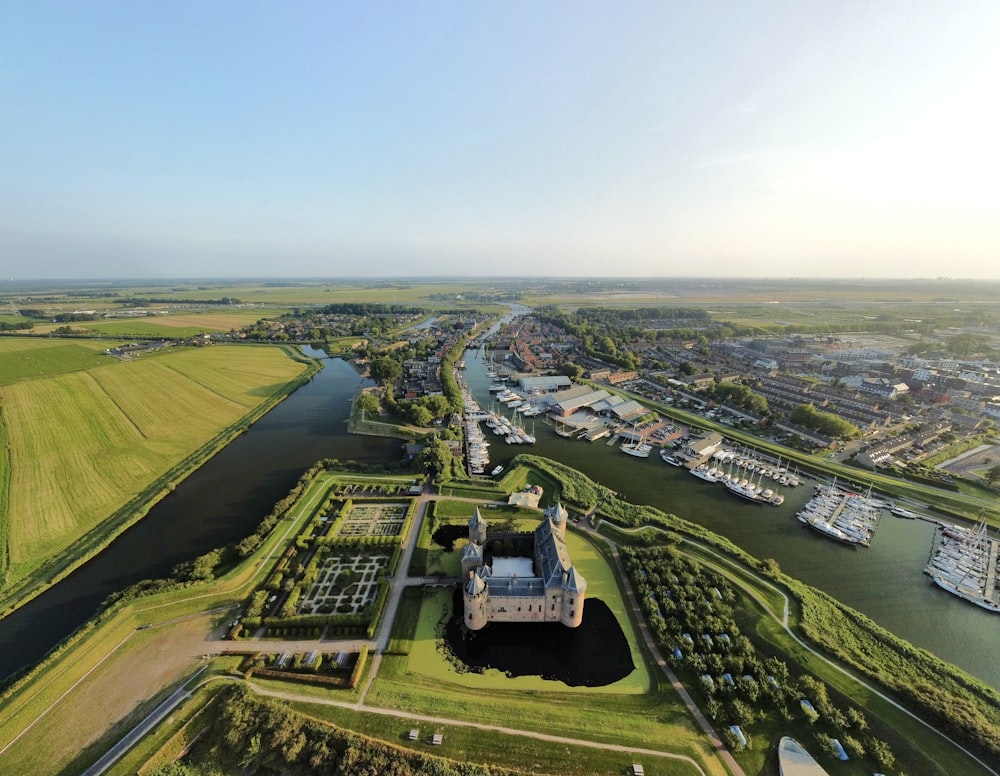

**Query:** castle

left=461, top=503, right=586, bottom=630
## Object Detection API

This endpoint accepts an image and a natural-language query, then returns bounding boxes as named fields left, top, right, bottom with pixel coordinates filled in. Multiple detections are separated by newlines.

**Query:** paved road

left=79, top=667, right=208, bottom=776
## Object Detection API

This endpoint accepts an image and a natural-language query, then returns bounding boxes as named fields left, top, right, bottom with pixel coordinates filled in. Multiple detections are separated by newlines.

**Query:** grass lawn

left=0, top=337, right=121, bottom=385
left=0, top=344, right=308, bottom=584
left=283, top=697, right=709, bottom=776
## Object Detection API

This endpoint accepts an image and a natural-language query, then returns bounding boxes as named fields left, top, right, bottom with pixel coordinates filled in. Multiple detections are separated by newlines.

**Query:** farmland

left=0, top=344, right=308, bottom=588
left=0, top=338, right=119, bottom=385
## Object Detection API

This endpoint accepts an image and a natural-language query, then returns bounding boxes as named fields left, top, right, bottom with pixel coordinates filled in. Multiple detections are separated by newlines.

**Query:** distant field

left=0, top=345, right=307, bottom=580
left=27, top=309, right=285, bottom=338
left=0, top=338, right=120, bottom=385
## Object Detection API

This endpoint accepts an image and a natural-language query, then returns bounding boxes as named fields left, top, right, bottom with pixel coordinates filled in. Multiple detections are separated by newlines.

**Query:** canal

left=2, top=338, right=997, bottom=694
left=463, top=346, right=1000, bottom=691
left=0, top=352, right=400, bottom=683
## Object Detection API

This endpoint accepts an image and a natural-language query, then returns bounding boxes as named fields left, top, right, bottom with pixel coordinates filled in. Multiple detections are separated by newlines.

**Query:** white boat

left=932, top=575, right=1000, bottom=613
left=660, top=449, right=683, bottom=466
left=690, top=465, right=718, bottom=483
left=621, top=441, right=652, bottom=458
left=890, top=505, right=921, bottom=519
left=491, top=465, right=504, bottom=476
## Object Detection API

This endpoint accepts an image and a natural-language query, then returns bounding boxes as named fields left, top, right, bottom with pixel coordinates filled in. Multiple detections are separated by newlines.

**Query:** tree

left=985, top=464, right=1000, bottom=488
left=558, top=361, right=584, bottom=379
left=419, top=437, right=452, bottom=480
left=368, top=356, right=401, bottom=387
left=357, top=392, right=379, bottom=416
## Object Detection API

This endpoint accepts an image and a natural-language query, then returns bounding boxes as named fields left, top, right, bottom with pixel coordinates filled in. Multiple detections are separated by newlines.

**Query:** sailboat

left=620, top=430, right=652, bottom=458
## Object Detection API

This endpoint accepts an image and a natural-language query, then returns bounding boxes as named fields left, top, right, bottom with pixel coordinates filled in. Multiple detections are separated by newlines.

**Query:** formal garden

left=230, top=485, right=416, bottom=640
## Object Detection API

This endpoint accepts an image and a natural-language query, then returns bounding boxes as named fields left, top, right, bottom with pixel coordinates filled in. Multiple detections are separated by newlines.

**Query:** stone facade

left=461, top=504, right=586, bottom=630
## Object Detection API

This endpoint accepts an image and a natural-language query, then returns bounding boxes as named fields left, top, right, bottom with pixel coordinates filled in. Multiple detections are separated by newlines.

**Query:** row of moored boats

left=796, top=482, right=882, bottom=547
left=675, top=450, right=800, bottom=506
left=925, top=520, right=1000, bottom=613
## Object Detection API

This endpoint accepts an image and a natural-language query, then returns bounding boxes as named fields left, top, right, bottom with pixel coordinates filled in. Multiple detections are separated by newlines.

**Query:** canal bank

left=0, top=352, right=401, bottom=684
left=463, top=346, right=1000, bottom=691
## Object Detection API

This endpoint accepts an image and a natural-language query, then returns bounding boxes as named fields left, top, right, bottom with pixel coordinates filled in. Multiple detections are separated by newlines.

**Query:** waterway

left=2, top=335, right=996, bottom=694
left=464, top=346, right=1000, bottom=691
left=0, top=351, right=400, bottom=684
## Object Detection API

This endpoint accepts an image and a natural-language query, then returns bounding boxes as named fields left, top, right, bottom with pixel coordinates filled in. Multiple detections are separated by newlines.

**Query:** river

left=463, top=346, right=1000, bottom=691
left=0, top=352, right=399, bottom=683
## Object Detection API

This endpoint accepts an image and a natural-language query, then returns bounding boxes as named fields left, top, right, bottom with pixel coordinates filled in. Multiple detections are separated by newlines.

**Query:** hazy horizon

left=3, top=3, right=998, bottom=280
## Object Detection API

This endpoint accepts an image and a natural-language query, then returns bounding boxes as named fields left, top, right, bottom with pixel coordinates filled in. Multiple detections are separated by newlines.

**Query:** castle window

left=569, top=598, right=575, bottom=605
left=551, top=604, right=555, bottom=611
left=517, top=607, right=521, bottom=612
left=570, top=610, right=575, bottom=617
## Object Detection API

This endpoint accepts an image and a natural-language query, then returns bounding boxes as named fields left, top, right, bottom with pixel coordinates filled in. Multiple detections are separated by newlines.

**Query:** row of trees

left=622, top=545, right=896, bottom=769
left=703, top=381, right=769, bottom=415
left=790, top=403, right=860, bottom=440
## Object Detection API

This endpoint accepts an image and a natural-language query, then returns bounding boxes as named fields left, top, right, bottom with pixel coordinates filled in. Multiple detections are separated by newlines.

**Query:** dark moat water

left=443, top=589, right=635, bottom=687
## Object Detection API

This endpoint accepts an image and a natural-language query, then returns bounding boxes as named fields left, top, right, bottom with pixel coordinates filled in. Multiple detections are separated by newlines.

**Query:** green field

left=0, top=344, right=308, bottom=584
left=404, top=523, right=651, bottom=695
left=0, top=338, right=121, bottom=385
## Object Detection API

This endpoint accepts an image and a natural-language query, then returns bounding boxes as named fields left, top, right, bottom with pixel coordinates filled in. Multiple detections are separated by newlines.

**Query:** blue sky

left=2, top=2, right=998, bottom=279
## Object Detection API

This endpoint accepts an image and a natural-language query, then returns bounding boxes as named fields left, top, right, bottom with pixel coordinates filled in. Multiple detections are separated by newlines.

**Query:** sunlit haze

left=2, top=2, right=998, bottom=279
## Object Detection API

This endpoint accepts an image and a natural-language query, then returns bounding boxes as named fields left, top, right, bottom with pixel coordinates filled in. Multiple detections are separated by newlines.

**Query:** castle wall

left=484, top=593, right=559, bottom=624
left=560, top=592, right=583, bottom=627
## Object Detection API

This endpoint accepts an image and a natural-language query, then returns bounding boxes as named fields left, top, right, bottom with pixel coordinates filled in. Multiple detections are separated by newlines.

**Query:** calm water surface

left=464, top=347, right=1000, bottom=690
left=0, top=353, right=399, bottom=682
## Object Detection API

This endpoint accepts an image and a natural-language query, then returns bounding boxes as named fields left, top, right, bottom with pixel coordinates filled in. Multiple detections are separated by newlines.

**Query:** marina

left=460, top=342, right=1000, bottom=689
left=796, top=482, right=881, bottom=547
left=925, top=520, right=1000, bottom=613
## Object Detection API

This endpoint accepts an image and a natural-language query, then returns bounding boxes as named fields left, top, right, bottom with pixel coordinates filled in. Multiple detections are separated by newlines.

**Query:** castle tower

left=468, top=507, right=488, bottom=545
left=559, top=567, right=587, bottom=627
left=460, top=540, right=484, bottom=578
left=544, top=503, right=568, bottom=540
left=463, top=570, right=488, bottom=630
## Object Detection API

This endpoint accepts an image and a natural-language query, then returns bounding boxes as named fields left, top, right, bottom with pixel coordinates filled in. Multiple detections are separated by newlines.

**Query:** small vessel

left=660, top=449, right=683, bottom=466
left=890, top=505, right=921, bottom=519
left=491, top=465, right=504, bottom=476
left=620, top=441, right=652, bottom=458
left=689, top=465, right=718, bottom=483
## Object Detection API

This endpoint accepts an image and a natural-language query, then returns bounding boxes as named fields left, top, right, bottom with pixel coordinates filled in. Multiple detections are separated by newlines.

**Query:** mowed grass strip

left=161, top=346, right=307, bottom=405
left=0, top=339, right=119, bottom=385
left=1, top=345, right=306, bottom=575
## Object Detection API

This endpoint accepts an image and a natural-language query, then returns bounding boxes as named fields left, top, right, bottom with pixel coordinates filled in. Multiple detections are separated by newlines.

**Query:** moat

left=443, top=589, right=635, bottom=687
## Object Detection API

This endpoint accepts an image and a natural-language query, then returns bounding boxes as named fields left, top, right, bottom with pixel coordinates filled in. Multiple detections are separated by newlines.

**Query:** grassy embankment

left=0, top=339, right=315, bottom=612
left=511, top=455, right=1000, bottom=771
left=0, top=468, right=344, bottom=775
left=7, top=457, right=998, bottom=775
left=0, top=469, right=712, bottom=776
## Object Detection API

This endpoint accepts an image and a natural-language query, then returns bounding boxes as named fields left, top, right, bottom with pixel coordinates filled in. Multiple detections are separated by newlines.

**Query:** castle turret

left=559, top=566, right=587, bottom=627
left=460, top=540, right=484, bottom=578
left=544, top=503, right=568, bottom=539
left=463, top=570, right=488, bottom=630
left=468, top=507, right=488, bottom=545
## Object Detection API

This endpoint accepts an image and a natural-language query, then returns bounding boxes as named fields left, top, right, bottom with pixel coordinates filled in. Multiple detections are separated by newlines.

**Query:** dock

left=580, top=425, right=611, bottom=442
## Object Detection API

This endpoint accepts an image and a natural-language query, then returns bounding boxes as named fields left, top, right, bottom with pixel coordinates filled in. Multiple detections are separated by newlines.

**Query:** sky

left=1, top=1, right=998, bottom=280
